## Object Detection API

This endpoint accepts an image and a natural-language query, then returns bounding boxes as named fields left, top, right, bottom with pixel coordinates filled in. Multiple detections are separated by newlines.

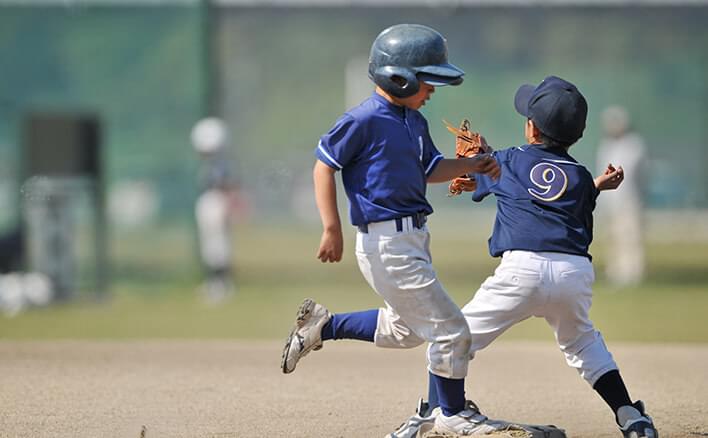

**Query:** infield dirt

left=1, top=341, right=706, bottom=437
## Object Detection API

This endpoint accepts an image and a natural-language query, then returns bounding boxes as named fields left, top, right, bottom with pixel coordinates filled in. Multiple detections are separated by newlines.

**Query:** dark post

left=22, top=113, right=107, bottom=301
left=200, top=0, right=219, bottom=117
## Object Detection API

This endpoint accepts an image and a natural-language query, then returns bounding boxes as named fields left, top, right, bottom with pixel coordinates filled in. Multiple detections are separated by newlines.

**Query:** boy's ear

left=528, top=119, right=541, bottom=137
left=524, top=119, right=544, bottom=144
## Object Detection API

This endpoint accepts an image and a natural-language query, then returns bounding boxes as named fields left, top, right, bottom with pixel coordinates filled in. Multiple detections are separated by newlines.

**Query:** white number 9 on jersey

left=527, top=162, right=568, bottom=201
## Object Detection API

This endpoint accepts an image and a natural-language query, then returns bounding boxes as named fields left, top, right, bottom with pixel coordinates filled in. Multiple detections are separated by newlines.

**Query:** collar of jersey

left=371, top=92, right=407, bottom=118
left=526, top=143, right=577, bottom=161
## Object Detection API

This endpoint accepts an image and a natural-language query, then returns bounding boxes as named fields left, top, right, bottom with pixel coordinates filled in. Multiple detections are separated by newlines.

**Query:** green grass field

left=1, top=221, right=707, bottom=342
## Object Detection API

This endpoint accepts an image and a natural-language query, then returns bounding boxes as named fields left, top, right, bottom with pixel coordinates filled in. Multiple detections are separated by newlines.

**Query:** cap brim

left=419, top=72, right=464, bottom=86
left=514, top=84, right=535, bottom=117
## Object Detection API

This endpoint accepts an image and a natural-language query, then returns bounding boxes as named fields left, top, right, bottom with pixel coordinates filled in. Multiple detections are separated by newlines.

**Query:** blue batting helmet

left=368, top=24, right=464, bottom=98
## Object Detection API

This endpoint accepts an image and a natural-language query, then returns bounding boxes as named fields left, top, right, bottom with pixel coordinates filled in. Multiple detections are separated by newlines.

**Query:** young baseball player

left=388, top=76, right=658, bottom=438
left=280, top=24, right=502, bottom=435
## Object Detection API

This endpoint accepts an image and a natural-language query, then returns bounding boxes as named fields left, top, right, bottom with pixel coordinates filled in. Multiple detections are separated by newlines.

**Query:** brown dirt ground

left=0, top=340, right=706, bottom=438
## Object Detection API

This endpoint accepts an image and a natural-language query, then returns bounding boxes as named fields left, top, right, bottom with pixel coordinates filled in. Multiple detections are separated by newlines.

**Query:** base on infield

left=422, top=423, right=566, bottom=438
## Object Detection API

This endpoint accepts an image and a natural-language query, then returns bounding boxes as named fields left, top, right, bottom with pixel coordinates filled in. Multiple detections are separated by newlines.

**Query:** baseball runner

left=280, top=24, right=504, bottom=435
left=389, top=77, right=659, bottom=438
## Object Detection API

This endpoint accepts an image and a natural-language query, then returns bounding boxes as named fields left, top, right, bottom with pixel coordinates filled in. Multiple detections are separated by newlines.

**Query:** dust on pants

left=355, top=220, right=471, bottom=380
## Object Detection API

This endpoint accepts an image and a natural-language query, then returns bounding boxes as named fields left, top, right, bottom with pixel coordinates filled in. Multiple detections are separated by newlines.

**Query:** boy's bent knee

left=427, top=319, right=472, bottom=379
left=374, top=320, right=425, bottom=348
left=454, top=327, right=473, bottom=353
left=560, top=330, right=618, bottom=385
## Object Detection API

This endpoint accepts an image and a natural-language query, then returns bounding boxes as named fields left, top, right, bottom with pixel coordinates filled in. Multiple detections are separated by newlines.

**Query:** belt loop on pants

left=394, top=218, right=404, bottom=232
left=412, top=212, right=427, bottom=229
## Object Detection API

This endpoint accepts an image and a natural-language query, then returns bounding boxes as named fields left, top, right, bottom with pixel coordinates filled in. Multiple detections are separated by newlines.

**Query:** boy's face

left=395, top=82, right=435, bottom=110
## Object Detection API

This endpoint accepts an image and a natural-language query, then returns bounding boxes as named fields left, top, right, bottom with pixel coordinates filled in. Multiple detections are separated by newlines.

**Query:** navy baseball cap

left=514, top=76, right=588, bottom=144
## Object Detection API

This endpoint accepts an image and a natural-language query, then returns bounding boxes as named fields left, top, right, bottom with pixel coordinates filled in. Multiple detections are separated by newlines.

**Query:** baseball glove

left=444, top=119, right=488, bottom=196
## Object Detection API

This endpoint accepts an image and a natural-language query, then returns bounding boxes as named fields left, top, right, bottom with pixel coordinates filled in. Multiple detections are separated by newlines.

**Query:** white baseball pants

left=355, top=217, right=472, bottom=379
left=195, top=189, right=232, bottom=270
left=462, top=250, right=618, bottom=386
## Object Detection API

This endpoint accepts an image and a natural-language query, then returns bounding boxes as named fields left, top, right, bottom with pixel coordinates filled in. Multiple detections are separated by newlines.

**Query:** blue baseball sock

left=320, top=309, right=378, bottom=342
left=427, top=372, right=440, bottom=411
left=430, top=373, right=465, bottom=416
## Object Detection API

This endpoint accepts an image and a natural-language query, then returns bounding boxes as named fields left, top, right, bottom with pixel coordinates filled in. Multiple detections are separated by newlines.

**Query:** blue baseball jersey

left=472, top=144, right=599, bottom=259
left=315, top=92, right=444, bottom=226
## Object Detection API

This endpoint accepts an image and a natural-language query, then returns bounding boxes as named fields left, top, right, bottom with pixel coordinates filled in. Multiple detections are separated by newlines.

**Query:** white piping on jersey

left=418, top=136, right=424, bottom=161
left=425, top=154, right=444, bottom=176
left=317, top=141, right=343, bottom=170
left=545, top=159, right=585, bottom=167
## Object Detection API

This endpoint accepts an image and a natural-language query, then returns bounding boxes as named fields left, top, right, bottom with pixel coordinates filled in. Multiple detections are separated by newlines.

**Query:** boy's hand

left=448, top=177, right=477, bottom=195
left=469, top=153, right=501, bottom=180
left=480, top=136, right=493, bottom=153
left=594, top=163, right=624, bottom=191
left=317, top=228, right=343, bottom=263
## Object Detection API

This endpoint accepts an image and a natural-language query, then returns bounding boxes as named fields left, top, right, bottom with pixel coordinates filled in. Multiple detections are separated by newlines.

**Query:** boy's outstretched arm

left=313, top=160, right=344, bottom=263
left=595, top=163, right=625, bottom=191
left=427, top=153, right=501, bottom=183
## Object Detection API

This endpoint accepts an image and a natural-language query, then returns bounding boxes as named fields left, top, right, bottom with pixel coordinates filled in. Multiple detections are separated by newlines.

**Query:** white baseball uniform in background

left=596, top=107, right=648, bottom=287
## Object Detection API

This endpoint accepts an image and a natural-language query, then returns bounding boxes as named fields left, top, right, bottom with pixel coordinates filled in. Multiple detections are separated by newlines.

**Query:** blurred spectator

left=191, top=117, right=236, bottom=303
left=596, top=106, right=647, bottom=287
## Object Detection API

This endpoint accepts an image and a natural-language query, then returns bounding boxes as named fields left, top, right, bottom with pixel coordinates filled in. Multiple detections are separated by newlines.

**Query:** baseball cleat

left=429, top=400, right=550, bottom=436
left=281, top=298, right=332, bottom=374
left=431, top=400, right=508, bottom=436
left=386, top=398, right=439, bottom=438
left=617, top=400, right=658, bottom=438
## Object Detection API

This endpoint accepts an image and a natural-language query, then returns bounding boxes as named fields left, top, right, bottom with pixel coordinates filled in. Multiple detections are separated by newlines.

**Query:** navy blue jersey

left=316, top=92, right=443, bottom=226
left=472, top=144, right=599, bottom=259
left=198, top=155, right=231, bottom=192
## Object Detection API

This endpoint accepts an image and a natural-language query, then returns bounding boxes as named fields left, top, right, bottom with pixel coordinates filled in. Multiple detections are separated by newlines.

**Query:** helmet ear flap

left=371, top=66, right=419, bottom=98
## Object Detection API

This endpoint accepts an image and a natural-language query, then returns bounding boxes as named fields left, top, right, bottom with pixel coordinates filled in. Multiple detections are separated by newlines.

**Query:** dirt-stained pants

left=355, top=217, right=471, bottom=379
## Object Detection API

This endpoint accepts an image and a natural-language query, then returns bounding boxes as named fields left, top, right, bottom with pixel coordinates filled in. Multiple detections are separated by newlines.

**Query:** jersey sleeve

left=419, top=119, right=444, bottom=177
left=315, top=114, right=364, bottom=171
left=471, top=150, right=503, bottom=202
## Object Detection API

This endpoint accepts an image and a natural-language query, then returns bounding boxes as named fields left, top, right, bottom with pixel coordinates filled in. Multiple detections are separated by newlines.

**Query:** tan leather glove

left=444, top=119, right=489, bottom=196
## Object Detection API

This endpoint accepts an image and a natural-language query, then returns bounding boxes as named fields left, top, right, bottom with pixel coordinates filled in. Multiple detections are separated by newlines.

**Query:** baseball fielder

left=280, top=24, right=506, bottom=435
left=389, top=77, right=658, bottom=438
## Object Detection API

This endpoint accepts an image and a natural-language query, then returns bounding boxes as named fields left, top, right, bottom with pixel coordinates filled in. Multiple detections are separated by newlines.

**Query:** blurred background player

left=596, top=106, right=648, bottom=287
left=191, top=117, right=236, bottom=304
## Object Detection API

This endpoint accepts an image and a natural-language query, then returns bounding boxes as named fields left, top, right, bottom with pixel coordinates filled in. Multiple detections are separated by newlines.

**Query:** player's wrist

left=323, top=223, right=342, bottom=234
